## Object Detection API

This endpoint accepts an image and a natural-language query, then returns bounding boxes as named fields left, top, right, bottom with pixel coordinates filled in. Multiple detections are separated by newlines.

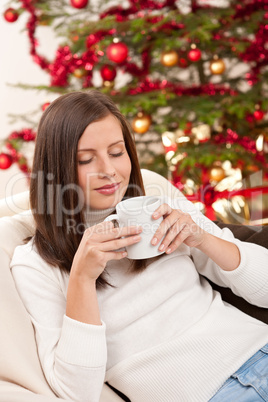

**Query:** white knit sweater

left=10, top=190, right=268, bottom=402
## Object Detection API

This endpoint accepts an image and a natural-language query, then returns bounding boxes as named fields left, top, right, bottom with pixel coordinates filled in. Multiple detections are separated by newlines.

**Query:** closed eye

left=111, top=152, right=124, bottom=157
left=78, top=158, right=93, bottom=165
left=78, top=152, right=125, bottom=165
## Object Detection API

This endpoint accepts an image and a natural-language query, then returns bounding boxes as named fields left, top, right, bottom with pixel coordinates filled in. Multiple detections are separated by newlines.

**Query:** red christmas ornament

left=253, top=110, right=265, bottom=121
left=106, top=42, right=128, bottom=64
left=42, top=102, right=50, bottom=111
left=3, top=8, right=19, bottom=23
left=0, top=153, right=13, bottom=170
left=100, top=64, right=117, bottom=81
left=187, top=48, right=202, bottom=62
left=70, top=0, right=88, bottom=8
left=178, top=56, right=189, bottom=68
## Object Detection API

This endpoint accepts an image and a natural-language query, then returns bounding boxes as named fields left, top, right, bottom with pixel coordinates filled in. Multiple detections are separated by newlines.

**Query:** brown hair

left=30, top=90, right=145, bottom=287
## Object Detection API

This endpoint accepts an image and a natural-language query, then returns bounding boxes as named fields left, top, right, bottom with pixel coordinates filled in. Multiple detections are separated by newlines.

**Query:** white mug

left=105, top=196, right=164, bottom=259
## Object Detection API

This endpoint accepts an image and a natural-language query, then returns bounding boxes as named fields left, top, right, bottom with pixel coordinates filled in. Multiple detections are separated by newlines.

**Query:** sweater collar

left=83, top=206, right=116, bottom=227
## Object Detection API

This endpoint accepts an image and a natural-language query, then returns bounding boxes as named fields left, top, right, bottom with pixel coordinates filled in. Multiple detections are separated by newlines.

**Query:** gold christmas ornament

left=103, top=80, right=115, bottom=89
left=191, top=124, right=211, bottom=143
left=209, top=56, right=226, bottom=75
left=132, top=112, right=152, bottom=134
left=160, top=50, right=179, bottom=67
left=73, top=68, right=87, bottom=78
left=209, top=164, right=226, bottom=183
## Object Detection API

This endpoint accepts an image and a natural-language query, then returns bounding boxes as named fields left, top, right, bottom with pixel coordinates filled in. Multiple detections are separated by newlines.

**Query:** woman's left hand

left=151, top=203, right=205, bottom=254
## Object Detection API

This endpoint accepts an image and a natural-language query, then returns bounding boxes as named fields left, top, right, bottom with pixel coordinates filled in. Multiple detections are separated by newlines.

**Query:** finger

left=96, top=220, right=115, bottom=229
left=104, top=250, right=128, bottom=261
left=157, top=219, right=183, bottom=252
left=86, top=225, right=142, bottom=243
left=85, top=220, right=114, bottom=236
left=152, top=203, right=173, bottom=220
left=113, top=225, right=143, bottom=239
left=151, top=210, right=181, bottom=246
left=100, top=233, right=141, bottom=252
left=164, top=224, right=191, bottom=254
left=160, top=213, right=193, bottom=252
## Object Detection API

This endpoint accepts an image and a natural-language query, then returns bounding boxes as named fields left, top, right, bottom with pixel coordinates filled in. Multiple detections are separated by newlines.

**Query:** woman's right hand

left=71, top=221, right=142, bottom=282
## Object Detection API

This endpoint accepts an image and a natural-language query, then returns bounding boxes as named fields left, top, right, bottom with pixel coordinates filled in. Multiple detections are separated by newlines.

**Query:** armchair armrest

left=211, top=221, right=268, bottom=324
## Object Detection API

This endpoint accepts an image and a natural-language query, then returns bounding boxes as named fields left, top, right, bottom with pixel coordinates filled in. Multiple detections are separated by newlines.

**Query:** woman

left=11, top=91, right=268, bottom=402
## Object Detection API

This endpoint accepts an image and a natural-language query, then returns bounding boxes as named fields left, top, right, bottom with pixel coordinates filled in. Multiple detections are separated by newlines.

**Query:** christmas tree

left=1, top=0, right=268, bottom=222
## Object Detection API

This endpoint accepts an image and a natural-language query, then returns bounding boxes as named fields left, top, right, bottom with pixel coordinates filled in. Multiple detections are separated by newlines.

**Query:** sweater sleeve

left=169, top=195, right=268, bottom=308
left=10, top=242, right=107, bottom=402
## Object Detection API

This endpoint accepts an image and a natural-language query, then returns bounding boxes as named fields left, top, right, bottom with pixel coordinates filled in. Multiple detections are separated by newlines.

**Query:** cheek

left=77, top=166, right=90, bottom=191
left=120, top=154, right=132, bottom=177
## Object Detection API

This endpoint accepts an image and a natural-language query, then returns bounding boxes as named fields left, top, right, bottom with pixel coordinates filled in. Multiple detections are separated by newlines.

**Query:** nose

left=97, top=156, right=116, bottom=178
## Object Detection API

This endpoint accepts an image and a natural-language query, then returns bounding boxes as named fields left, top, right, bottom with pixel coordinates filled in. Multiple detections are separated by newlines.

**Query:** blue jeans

left=209, top=343, right=268, bottom=401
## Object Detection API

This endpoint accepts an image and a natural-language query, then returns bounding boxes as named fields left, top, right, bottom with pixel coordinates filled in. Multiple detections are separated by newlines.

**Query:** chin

left=90, top=194, right=123, bottom=210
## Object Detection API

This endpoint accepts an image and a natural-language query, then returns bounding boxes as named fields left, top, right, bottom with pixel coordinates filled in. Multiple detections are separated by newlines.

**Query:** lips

left=95, top=182, right=121, bottom=195
left=96, top=182, right=120, bottom=190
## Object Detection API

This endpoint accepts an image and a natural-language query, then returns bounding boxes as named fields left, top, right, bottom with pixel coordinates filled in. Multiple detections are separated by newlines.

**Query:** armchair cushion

left=0, top=210, right=123, bottom=401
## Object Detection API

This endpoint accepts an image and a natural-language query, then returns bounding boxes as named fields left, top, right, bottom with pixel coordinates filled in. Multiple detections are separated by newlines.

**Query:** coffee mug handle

left=104, top=214, right=120, bottom=228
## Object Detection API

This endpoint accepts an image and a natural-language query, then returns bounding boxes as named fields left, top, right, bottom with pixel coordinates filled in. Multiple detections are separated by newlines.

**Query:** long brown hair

left=30, top=90, right=145, bottom=287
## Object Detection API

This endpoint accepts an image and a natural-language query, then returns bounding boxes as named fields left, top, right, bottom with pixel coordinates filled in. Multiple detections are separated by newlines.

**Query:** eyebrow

left=77, top=140, right=125, bottom=153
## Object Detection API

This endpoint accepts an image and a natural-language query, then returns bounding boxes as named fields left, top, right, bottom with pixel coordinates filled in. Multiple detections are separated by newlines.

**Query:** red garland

left=3, top=128, right=36, bottom=174
left=234, top=0, right=268, bottom=19
left=20, top=0, right=49, bottom=70
left=100, top=0, right=177, bottom=20
left=123, top=49, right=151, bottom=77
left=126, top=78, right=236, bottom=96
left=214, top=129, right=268, bottom=168
left=239, top=25, right=268, bottom=83
left=186, top=185, right=268, bottom=221
left=214, top=129, right=257, bottom=152
left=212, top=2, right=268, bottom=86
left=86, top=29, right=116, bottom=48
left=19, top=1, right=111, bottom=87
left=47, top=45, right=99, bottom=87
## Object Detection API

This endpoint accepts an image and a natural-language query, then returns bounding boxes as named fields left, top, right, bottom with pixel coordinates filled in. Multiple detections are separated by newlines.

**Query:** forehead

left=78, top=114, right=124, bottom=150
